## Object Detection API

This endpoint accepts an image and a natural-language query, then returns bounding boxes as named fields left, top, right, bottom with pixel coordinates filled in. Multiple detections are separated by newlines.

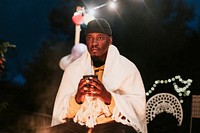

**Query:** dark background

left=0, top=0, right=200, bottom=133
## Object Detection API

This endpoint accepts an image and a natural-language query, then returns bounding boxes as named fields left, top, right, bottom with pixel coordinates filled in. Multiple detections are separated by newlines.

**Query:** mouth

left=90, top=48, right=99, bottom=52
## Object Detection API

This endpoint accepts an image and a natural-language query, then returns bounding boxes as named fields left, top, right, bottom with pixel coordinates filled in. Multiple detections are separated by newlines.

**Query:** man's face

left=86, top=33, right=112, bottom=61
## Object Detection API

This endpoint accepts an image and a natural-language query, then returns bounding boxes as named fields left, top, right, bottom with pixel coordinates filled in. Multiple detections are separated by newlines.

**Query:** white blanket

left=51, top=45, right=147, bottom=133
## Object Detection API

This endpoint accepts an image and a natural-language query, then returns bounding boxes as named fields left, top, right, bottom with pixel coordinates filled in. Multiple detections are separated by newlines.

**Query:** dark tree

left=22, top=0, right=77, bottom=114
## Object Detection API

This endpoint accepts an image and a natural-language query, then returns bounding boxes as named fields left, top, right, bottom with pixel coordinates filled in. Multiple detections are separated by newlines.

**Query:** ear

left=109, top=36, right=113, bottom=45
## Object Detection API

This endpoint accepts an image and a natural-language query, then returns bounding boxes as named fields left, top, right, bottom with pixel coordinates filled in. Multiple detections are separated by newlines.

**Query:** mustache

left=90, top=46, right=100, bottom=50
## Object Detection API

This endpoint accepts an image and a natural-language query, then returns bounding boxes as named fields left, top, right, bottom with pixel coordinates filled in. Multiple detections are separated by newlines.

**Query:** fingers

left=77, top=76, right=108, bottom=102
left=78, top=78, right=88, bottom=93
left=84, top=77, right=104, bottom=91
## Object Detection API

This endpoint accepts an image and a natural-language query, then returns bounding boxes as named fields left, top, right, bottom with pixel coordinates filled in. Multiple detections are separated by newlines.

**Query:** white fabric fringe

left=73, top=96, right=111, bottom=128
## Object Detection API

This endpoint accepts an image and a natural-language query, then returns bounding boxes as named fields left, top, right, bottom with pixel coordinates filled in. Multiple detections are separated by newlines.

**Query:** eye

left=98, top=36, right=104, bottom=40
left=86, top=36, right=92, bottom=41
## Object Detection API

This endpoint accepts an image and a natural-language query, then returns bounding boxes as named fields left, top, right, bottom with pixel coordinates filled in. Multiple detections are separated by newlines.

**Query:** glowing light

left=83, top=13, right=95, bottom=25
left=146, top=75, right=193, bottom=104
left=88, top=9, right=95, bottom=15
left=109, top=1, right=117, bottom=9
left=73, top=0, right=118, bottom=25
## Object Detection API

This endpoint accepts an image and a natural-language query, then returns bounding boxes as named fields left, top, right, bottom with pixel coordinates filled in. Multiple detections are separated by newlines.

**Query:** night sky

left=0, top=0, right=59, bottom=82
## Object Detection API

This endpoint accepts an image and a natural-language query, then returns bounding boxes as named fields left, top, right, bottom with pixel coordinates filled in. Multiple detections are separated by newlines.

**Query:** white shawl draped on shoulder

left=51, top=45, right=147, bottom=133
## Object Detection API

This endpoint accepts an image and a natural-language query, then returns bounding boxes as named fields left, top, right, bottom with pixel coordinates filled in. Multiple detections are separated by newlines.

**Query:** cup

left=83, top=75, right=97, bottom=98
left=83, top=75, right=98, bottom=80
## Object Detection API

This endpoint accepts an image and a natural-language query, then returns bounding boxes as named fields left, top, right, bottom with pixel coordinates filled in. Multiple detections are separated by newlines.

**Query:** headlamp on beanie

left=86, top=18, right=112, bottom=36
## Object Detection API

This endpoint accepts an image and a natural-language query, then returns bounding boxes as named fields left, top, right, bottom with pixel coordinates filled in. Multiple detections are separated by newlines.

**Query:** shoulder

left=109, top=45, right=139, bottom=72
left=119, top=55, right=138, bottom=71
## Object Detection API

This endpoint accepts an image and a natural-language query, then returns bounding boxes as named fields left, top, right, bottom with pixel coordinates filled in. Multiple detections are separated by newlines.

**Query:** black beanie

left=86, top=18, right=112, bottom=36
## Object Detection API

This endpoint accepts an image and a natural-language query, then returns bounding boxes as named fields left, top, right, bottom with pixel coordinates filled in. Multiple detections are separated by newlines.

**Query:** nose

left=91, top=38, right=98, bottom=46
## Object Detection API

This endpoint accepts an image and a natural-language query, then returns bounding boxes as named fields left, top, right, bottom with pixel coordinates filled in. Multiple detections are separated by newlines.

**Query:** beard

left=91, top=56, right=105, bottom=67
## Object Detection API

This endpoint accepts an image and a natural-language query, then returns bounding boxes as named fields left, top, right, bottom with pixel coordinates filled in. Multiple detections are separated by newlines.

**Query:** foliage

left=22, top=39, right=73, bottom=114
left=48, top=0, right=76, bottom=35
left=0, top=101, right=9, bottom=112
left=21, top=1, right=77, bottom=114
left=108, top=0, right=200, bottom=83
left=0, top=42, right=16, bottom=114
left=0, top=41, right=16, bottom=75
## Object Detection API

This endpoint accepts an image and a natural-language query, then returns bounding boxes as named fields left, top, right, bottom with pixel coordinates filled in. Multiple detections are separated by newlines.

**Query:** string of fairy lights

left=75, top=0, right=117, bottom=15
left=146, top=75, right=193, bottom=103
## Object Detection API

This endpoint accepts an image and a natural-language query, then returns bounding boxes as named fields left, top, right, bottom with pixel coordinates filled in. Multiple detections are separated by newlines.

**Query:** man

left=48, top=18, right=147, bottom=133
